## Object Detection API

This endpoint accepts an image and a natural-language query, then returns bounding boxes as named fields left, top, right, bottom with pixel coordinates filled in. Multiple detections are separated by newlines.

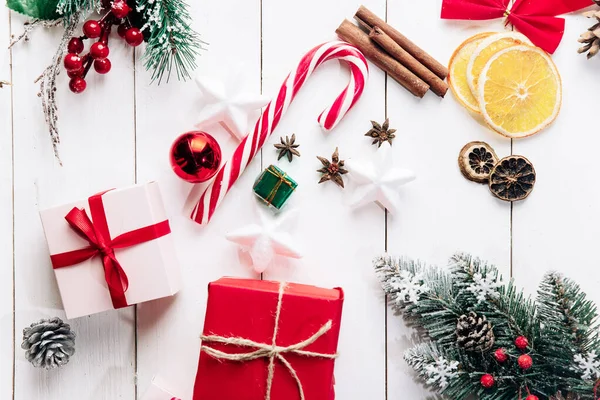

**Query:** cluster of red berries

left=479, top=336, right=538, bottom=399
left=63, top=0, right=143, bottom=93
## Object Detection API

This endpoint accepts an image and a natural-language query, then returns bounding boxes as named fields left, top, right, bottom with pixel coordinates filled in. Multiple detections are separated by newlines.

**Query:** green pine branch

left=56, top=0, right=98, bottom=22
left=377, top=253, right=600, bottom=399
left=136, top=0, right=202, bottom=83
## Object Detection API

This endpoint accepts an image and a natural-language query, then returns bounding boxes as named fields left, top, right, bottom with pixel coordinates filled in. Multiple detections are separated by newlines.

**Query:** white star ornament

left=346, top=143, right=416, bottom=215
left=195, top=71, right=269, bottom=140
left=225, top=206, right=302, bottom=273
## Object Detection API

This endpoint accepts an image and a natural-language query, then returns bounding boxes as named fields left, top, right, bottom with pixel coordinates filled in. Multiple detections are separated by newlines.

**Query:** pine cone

left=550, top=392, right=580, bottom=400
left=456, top=311, right=495, bottom=352
left=21, top=317, right=76, bottom=369
left=579, top=6, right=600, bottom=58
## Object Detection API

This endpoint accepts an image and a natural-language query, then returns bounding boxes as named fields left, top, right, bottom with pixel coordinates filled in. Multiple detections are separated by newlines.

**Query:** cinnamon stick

left=369, top=26, right=448, bottom=97
left=336, top=20, right=429, bottom=98
left=355, top=5, right=448, bottom=80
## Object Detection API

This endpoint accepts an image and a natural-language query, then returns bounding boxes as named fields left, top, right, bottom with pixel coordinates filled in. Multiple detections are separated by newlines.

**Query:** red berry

left=111, top=0, right=131, bottom=18
left=63, top=53, right=83, bottom=71
left=518, top=354, right=533, bottom=370
left=94, top=58, right=112, bottom=74
left=90, top=42, right=110, bottom=59
left=480, top=374, right=495, bottom=388
left=125, top=28, right=144, bottom=46
left=494, top=348, right=508, bottom=363
left=69, top=77, right=87, bottom=94
left=67, top=37, right=84, bottom=54
left=83, top=20, right=102, bottom=39
left=526, top=396, right=539, bottom=400
left=515, top=336, right=529, bottom=350
left=67, top=68, right=83, bottom=78
left=117, top=23, right=128, bottom=38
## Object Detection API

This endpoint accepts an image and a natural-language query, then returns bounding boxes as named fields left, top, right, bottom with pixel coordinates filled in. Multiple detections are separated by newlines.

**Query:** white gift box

left=40, top=182, right=181, bottom=319
left=141, top=379, right=180, bottom=400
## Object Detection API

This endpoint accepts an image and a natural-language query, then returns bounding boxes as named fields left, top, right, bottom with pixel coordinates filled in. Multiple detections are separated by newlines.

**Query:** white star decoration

left=225, top=204, right=303, bottom=273
left=346, top=143, right=416, bottom=214
left=195, top=71, right=269, bottom=140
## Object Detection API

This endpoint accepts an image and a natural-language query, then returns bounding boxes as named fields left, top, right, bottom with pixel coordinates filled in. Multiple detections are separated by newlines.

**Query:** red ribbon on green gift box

left=50, top=190, right=171, bottom=309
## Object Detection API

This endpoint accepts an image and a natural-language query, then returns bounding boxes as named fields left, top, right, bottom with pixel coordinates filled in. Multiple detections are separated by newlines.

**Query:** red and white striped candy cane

left=190, top=41, right=369, bottom=225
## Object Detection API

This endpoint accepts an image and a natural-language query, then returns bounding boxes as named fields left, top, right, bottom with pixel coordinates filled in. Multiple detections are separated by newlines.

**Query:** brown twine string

left=200, top=282, right=337, bottom=400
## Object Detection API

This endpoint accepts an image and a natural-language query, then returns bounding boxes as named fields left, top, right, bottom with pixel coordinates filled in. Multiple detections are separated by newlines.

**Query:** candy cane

left=189, top=41, right=369, bottom=225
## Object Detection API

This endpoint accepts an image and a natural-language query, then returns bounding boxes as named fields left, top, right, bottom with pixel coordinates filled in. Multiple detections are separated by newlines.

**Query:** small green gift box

left=253, top=165, right=298, bottom=209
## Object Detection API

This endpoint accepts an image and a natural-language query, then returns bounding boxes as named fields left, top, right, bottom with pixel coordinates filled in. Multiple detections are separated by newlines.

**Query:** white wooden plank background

left=0, top=1, right=598, bottom=399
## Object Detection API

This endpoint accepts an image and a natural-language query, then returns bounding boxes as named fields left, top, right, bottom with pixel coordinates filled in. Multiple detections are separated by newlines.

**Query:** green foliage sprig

left=136, top=0, right=203, bottom=83
left=376, top=253, right=600, bottom=399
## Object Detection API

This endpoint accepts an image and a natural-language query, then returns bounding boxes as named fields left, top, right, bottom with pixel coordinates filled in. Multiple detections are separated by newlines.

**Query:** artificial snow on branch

left=137, top=0, right=203, bottom=83
left=376, top=253, right=600, bottom=399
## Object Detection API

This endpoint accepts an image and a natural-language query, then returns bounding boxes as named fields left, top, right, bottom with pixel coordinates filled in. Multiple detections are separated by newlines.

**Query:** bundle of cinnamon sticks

left=336, top=6, right=449, bottom=98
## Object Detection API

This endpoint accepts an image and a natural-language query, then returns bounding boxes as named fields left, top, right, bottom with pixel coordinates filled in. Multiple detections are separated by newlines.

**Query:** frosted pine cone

left=456, top=311, right=495, bottom=352
left=21, top=317, right=76, bottom=369
left=579, top=5, right=600, bottom=59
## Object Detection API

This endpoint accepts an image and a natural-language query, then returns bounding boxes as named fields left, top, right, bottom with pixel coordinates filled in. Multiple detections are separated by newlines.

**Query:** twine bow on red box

left=50, top=190, right=171, bottom=309
left=441, top=0, right=594, bottom=53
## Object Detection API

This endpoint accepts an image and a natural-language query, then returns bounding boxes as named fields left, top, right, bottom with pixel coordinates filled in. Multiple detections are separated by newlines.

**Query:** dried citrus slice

left=448, top=32, right=493, bottom=113
left=458, top=141, right=498, bottom=184
left=467, top=32, right=531, bottom=98
left=478, top=45, right=562, bottom=138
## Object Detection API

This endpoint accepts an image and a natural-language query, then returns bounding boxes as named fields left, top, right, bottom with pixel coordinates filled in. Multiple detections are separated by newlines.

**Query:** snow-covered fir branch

left=137, top=0, right=203, bottom=82
left=404, top=343, right=460, bottom=390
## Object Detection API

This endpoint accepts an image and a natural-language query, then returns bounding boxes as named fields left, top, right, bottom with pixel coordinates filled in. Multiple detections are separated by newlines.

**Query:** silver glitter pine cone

left=456, top=311, right=495, bottom=352
left=21, top=317, right=76, bottom=369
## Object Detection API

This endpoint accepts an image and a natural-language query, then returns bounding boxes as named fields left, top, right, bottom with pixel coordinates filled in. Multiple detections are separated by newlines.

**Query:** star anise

left=365, top=118, right=396, bottom=147
left=317, top=147, right=348, bottom=188
left=274, top=134, right=301, bottom=162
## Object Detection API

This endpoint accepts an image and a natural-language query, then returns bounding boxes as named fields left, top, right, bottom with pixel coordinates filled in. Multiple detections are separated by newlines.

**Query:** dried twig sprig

left=9, top=19, right=62, bottom=49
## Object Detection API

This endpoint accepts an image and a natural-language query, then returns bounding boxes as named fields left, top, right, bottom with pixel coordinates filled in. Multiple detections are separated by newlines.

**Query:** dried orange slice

left=477, top=45, right=562, bottom=138
left=448, top=32, right=494, bottom=113
left=467, top=32, right=531, bottom=98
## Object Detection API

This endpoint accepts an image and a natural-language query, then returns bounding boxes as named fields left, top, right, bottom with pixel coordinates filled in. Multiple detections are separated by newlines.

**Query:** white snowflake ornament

left=573, top=351, right=600, bottom=380
left=225, top=203, right=302, bottom=273
left=346, top=143, right=416, bottom=215
left=195, top=69, right=269, bottom=140
left=424, top=357, right=459, bottom=389
left=389, top=270, right=428, bottom=304
left=466, top=272, right=502, bottom=303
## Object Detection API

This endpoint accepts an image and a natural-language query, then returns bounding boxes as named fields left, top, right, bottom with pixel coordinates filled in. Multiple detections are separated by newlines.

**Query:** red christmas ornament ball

left=111, top=0, right=131, bottom=18
left=125, top=28, right=144, bottom=47
left=515, top=336, right=529, bottom=350
left=170, top=131, right=222, bottom=183
left=494, top=348, right=508, bottom=363
left=90, top=42, right=109, bottom=59
left=63, top=53, right=83, bottom=71
left=69, top=77, right=87, bottom=94
left=67, top=37, right=84, bottom=54
left=83, top=20, right=102, bottom=39
left=94, top=58, right=112, bottom=74
left=518, top=354, right=533, bottom=370
left=480, top=374, right=495, bottom=388
left=525, top=396, right=539, bottom=400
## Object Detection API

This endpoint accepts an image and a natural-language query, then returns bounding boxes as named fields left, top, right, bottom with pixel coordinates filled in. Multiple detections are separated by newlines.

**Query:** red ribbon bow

left=50, top=190, right=171, bottom=309
left=441, top=0, right=593, bottom=54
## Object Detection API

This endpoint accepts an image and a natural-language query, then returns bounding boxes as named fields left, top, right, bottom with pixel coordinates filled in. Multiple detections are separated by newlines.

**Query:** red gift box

left=193, top=278, right=344, bottom=400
